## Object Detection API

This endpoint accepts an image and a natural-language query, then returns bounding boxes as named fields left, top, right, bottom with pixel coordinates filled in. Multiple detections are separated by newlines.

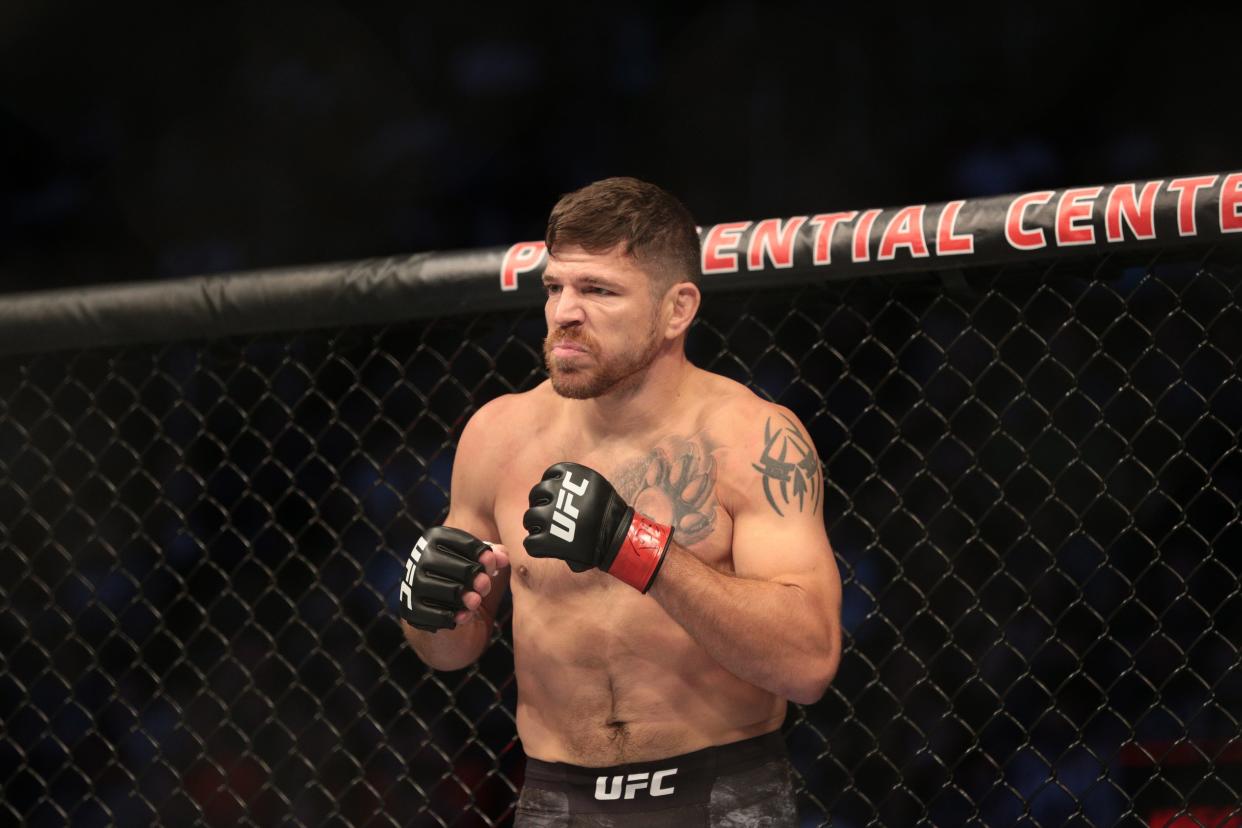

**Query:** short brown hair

left=545, top=177, right=701, bottom=291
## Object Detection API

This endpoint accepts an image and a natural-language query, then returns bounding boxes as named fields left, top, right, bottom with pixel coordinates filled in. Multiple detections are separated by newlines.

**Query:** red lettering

left=1221, top=172, right=1242, bottom=233
left=936, top=200, right=974, bottom=255
left=1105, top=182, right=1161, bottom=242
left=878, top=205, right=929, bottom=261
left=852, top=209, right=883, bottom=263
left=1167, top=175, right=1219, bottom=237
left=807, top=212, right=857, bottom=266
left=1005, top=192, right=1055, bottom=250
left=747, top=216, right=808, bottom=270
left=1055, top=186, right=1104, bottom=246
left=701, top=222, right=751, bottom=274
left=500, top=241, right=547, bottom=291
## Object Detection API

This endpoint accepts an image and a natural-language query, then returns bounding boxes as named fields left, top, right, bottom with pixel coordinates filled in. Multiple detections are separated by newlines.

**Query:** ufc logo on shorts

left=399, top=536, right=427, bottom=611
left=594, top=768, right=677, bottom=800
left=550, top=472, right=589, bottom=542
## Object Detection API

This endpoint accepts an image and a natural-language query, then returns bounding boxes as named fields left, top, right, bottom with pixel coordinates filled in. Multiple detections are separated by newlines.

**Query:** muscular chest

left=495, top=432, right=733, bottom=594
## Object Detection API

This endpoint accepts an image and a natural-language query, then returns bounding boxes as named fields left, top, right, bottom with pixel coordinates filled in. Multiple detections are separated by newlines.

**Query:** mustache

left=546, top=329, right=597, bottom=350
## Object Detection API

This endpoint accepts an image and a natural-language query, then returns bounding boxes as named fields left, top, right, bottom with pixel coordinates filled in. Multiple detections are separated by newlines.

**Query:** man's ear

left=663, top=282, right=701, bottom=339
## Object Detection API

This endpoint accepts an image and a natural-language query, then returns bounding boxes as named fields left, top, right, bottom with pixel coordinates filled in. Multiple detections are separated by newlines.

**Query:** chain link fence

left=3, top=244, right=1241, bottom=826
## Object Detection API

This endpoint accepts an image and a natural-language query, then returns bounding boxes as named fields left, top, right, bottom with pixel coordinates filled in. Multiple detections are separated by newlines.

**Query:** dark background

left=3, top=4, right=1242, bottom=826
left=2, top=1, right=1240, bottom=293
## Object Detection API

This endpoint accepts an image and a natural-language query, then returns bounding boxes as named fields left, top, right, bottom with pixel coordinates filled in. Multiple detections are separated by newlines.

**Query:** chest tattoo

left=612, top=436, right=718, bottom=546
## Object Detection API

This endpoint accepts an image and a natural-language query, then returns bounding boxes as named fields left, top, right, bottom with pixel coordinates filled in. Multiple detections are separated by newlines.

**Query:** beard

left=543, top=324, right=662, bottom=399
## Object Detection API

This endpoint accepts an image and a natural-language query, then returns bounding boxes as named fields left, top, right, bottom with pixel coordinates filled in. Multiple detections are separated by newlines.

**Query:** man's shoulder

left=695, top=373, right=816, bottom=506
left=460, top=382, right=557, bottom=455
left=695, top=371, right=793, bottom=440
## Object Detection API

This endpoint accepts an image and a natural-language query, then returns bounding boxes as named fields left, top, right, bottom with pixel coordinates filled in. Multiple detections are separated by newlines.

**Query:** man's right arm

left=401, top=399, right=513, bottom=671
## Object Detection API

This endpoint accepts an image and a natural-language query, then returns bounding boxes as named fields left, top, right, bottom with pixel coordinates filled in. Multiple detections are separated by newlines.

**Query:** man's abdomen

left=511, top=585, right=786, bottom=766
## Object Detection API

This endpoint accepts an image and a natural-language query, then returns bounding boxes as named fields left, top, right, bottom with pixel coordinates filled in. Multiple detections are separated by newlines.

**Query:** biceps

left=444, top=455, right=500, bottom=542
left=731, top=511, right=838, bottom=594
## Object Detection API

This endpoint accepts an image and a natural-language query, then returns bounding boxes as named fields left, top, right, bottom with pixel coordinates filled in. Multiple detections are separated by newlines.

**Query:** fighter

left=399, top=177, right=842, bottom=825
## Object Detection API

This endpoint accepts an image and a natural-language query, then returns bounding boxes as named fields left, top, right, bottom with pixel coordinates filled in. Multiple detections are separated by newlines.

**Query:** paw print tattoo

left=616, top=438, right=718, bottom=546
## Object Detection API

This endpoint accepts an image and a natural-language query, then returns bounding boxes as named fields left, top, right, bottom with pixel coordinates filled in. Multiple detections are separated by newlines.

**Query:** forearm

left=648, top=544, right=839, bottom=704
left=402, top=609, right=493, bottom=672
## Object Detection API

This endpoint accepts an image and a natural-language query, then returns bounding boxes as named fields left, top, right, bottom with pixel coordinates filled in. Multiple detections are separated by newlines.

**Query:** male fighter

left=399, top=177, right=842, bottom=825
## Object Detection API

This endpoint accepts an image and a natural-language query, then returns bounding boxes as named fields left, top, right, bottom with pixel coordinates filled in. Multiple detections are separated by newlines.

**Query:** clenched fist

left=522, top=462, right=674, bottom=593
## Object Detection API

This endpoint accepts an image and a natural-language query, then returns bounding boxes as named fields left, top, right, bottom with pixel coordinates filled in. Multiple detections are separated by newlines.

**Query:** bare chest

left=495, top=431, right=733, bottom=593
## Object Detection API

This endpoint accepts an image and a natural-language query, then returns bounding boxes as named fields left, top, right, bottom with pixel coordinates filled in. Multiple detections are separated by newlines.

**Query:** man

left=399, top=177, right=842, bottom=826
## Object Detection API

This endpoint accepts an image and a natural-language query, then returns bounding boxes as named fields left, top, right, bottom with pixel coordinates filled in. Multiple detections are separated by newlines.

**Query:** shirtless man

left=399, top=177, right=842, bottom=826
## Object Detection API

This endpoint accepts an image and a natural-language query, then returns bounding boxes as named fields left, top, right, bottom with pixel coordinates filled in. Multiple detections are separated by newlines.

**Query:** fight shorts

left=514, top=731, right=798, bottom=827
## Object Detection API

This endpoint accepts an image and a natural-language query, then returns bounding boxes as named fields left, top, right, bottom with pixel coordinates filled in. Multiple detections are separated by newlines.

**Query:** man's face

left=542, top=244, right=665, bottom=399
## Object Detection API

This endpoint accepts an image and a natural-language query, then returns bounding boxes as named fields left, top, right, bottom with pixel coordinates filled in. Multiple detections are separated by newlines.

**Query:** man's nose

left=551, top=288, right=585, bottom=326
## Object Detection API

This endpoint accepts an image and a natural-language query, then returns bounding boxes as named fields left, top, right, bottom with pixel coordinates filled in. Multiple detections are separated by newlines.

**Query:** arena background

left=2, top=3, right=1241, bottom=293
left=3, top=3, right=1242, bottom=827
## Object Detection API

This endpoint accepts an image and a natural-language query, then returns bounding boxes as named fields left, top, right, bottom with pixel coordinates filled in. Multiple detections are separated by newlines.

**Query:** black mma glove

left=398, top=526, right=490, bottom=631
left=522, top=462, right=674, bottom=593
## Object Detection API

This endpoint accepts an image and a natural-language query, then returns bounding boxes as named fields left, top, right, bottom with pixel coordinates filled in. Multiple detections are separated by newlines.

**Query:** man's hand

left=522, top=462, right=673, bottom=593
left=398, top=526, right=509, bottom=631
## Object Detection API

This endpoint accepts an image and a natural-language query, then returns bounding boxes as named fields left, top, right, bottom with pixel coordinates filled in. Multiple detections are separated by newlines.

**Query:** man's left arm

left=648, top=407, right=842, bottom=704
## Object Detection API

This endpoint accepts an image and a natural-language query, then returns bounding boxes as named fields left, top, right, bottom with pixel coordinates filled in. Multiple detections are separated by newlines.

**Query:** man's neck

left=563, top=349, right=694, bottom=443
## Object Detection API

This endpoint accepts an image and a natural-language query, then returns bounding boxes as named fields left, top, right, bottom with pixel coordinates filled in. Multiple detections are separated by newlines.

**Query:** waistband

left=522, top=731, right=788, bottom=813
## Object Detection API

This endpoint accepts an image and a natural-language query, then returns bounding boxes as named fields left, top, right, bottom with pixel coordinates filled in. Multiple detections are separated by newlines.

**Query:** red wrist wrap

left=606, top=512, right=673, bottom=593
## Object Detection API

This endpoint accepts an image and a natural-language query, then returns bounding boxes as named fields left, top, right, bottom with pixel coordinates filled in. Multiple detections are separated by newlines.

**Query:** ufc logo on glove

left=523, top=462, right=675, bottom=593
left=550, top=471, right=589, bottom=541
left=399, top=536, right=428, bottom=611
left=396, top=527, right=488, bottom=631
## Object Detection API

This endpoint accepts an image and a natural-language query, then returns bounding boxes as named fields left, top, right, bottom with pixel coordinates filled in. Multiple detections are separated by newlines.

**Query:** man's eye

left=586, top=287, right=612, bottom=295
left=544, top=284, right=561, bottom=294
